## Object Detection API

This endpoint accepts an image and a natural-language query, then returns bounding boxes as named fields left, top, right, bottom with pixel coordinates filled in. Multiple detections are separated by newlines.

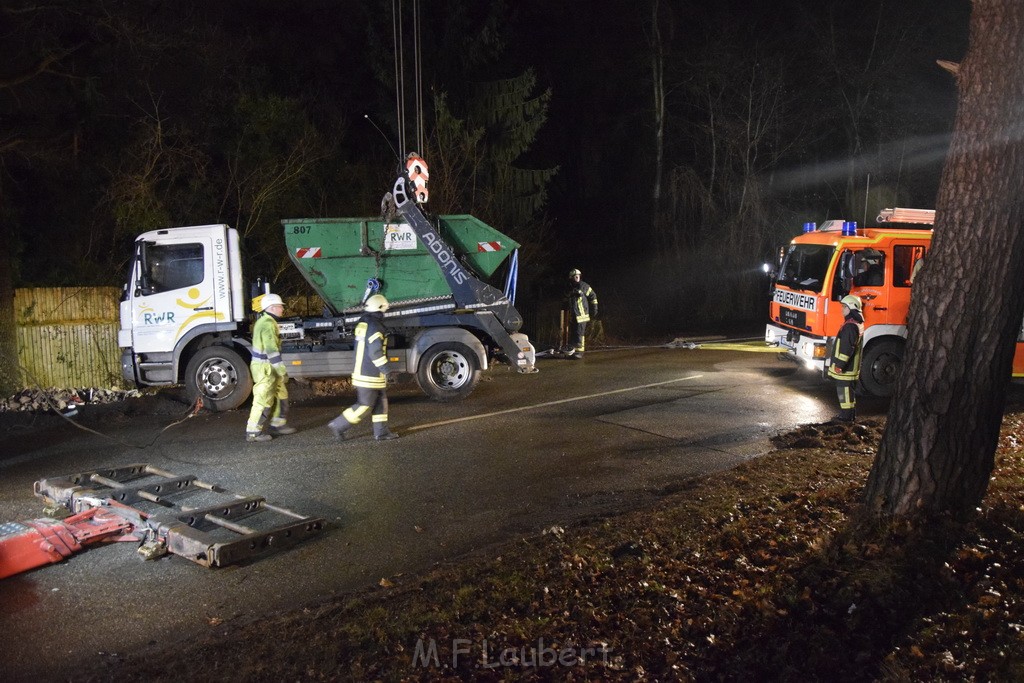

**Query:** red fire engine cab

left=765, top=208, right=1024, bottom=396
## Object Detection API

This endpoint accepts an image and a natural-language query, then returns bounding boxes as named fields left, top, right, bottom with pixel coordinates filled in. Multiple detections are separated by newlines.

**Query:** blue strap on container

left=503, top=249, right=519, bottom=305
left=362, top=277, right=381, bottom=304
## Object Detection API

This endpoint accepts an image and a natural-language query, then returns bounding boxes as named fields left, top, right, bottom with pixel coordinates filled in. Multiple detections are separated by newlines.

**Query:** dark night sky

left=0, top=0, right=970, bottom=326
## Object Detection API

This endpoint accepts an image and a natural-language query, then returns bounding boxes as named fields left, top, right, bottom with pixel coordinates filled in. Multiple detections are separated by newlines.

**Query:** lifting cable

left=379, top=0, right=426, bottom=292
left=392, top=0, right=405, bottom=159
left=392, top=0, right=425, bottom=160
left=414, top=0, right=424, bottom=154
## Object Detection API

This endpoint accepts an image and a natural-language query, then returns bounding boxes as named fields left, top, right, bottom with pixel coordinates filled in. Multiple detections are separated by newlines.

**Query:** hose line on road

left=406, top=373, right=704, bottom=433
left=665, top=336, right=781, bottom=353
left=16, top=364, right=203, bottom=449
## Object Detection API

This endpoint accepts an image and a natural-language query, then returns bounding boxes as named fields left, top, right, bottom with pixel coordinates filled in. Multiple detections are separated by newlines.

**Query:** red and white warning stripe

left=477, top=241, right=502, bottom=252
left=406, top=153, right=429, bottom=203
left=295, top=247, right=322, bottom=259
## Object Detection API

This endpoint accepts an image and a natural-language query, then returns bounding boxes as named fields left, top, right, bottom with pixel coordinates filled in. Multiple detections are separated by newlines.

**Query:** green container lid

left=282, top=215, right=519, bottom=313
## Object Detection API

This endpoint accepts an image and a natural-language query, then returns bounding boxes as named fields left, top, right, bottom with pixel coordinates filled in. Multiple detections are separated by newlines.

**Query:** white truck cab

left=119, top=225, right=251, bottom=409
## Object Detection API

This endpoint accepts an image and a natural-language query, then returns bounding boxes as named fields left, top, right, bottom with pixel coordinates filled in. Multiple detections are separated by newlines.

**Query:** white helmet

left=569, top=268, right=581, bottom=278
left=261, top=293, right=284, bottom=311
left=840, top=294, right=863, bottom=313
left=364, top=294, right=389, bottom=313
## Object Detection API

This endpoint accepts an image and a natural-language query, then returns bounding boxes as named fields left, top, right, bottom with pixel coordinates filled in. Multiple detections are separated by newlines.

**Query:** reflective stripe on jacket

left=251, top=313, right=284, bottom=373
left=827, top=316, right=864, bottom=381
left=570, top=281, right=598, bottom=323
left=352, top=314, right=388, bottom=389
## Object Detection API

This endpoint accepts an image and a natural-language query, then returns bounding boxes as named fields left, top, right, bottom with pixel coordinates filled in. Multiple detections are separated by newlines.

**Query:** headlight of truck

left=801, top=341, right=827, bottom=360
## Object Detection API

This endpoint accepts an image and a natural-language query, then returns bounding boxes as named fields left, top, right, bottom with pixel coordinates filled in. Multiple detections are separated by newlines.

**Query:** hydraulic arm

left=389, top=175, right=533, bottom=372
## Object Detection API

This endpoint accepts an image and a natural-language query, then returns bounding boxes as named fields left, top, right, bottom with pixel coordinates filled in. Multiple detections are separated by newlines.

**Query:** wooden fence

left=15, top=287, right=123, bottom=389
left=10, top=289, right=321, bottom=391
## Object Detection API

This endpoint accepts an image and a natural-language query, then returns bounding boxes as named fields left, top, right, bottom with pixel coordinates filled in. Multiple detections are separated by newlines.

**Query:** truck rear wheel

left=184, top=346, right=252, bottom=412
left=416, top=342, right=481, bottom=402
left=859, top=339, right=904, bottom=398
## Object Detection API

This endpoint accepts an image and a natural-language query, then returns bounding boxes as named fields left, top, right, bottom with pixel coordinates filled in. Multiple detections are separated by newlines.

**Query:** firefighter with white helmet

left=566, top=268, right=598, bottom=359
left=827, top=294, right=864, bottom=423
left=327, top=294, right=399, bottom=441
left=245, top=293, right=298, bottom=442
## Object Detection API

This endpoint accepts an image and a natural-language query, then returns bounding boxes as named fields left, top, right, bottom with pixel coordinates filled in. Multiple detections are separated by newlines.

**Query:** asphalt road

left=0, top=344, right=886, bottom=679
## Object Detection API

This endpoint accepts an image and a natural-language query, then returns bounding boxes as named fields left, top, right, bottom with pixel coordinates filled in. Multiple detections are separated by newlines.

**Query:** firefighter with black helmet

left=327, top=294, right=399, bottom=441
left=827, top=294, right=864, bottom=423
left=566, top=268, right=598, bottom=359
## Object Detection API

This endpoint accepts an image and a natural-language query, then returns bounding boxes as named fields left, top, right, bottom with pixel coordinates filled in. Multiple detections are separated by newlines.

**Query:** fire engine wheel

left=859, top=339, right=904, bottom=398
left=184, top=346, right=253, bottom=412
left=416, top=342, right=481, bottom=402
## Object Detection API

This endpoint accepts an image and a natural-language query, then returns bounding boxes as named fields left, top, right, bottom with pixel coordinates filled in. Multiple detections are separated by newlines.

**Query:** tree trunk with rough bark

left=864, top=0, right=1024, bottom=517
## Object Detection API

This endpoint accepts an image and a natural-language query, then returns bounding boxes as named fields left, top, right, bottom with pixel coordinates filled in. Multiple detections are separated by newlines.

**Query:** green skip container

left=281, top=215, right=519, bottom=314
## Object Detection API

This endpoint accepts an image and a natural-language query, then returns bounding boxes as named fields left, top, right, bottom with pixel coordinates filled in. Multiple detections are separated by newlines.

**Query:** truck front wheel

left=416, top=342, right=481, bottom=402
left=859, top=339, right=904, bottom=398
left=184, top=346, right=253, bottom=412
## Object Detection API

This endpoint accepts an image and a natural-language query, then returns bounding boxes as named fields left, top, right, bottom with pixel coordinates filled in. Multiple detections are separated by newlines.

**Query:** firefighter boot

left=246, top=408, right=273, bottom=442
left=829, top=409, right=856, bottom=424
left=374, top=426, right=399, bottom=441
left=327, top=415, right=353, bottom=441
left=268, top=424, right=297, bottom=435
left=268, top=399, right=297, bottom=436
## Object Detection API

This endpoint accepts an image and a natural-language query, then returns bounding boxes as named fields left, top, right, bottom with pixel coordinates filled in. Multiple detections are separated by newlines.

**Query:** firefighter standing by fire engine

left=326, top=294, right=399, bottom=441
left=566, top=268, right=598, bottom=359
left=827, top=294, right=864, bottom=423
left=246, top=294, right=298, bottom=442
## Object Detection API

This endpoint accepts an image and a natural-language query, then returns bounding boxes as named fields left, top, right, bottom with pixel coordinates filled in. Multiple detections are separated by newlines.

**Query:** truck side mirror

left=836, top=251, right=854, bottom=297
left=762, top=245, right=783, bottom=287
left=761, top=262, right=777, bottom=295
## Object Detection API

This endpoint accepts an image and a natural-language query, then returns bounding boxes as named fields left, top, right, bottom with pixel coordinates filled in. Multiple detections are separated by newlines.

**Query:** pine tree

left=865, top=0, right=1024, bottom=517
left=427, top=70, right=557, bottom=240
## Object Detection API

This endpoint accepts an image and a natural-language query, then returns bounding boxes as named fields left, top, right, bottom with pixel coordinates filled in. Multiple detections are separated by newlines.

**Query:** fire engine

left=764, top=207, right=1024, bottom=396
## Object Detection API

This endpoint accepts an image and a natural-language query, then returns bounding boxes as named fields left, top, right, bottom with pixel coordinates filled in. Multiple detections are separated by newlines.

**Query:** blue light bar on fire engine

left=802, top=222, right=816, bottom=232
left=841, top=221, right=858, bottom=236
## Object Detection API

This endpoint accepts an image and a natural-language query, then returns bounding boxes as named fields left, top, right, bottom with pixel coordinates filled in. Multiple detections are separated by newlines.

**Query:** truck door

left=1013, top=318, right=1024, bottom=377
left=833, top=248, right=886, bottom=326
left=889, top=242, right=927, bottom=325
left=129, top=237, right=215, bottom=354
left=849, top=248, right=887, bottom=326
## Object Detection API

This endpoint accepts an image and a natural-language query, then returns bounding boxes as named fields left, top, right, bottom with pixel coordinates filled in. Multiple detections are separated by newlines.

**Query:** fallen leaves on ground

left=81, top=413, right=1024, bottom=682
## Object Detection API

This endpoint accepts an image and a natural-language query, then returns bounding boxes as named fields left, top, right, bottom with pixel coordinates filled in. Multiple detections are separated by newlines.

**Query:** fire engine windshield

left=777, top=244, right=835, bottom=292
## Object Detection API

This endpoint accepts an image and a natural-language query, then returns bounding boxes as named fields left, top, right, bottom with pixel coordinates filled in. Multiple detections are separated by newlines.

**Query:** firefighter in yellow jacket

left=246, top=294, right=297, bottom=442
left=827, top=294, right=864, bottom=423
left=566, top=268, right=598, bottom=359
left=326, top=294, right=399, bottom=441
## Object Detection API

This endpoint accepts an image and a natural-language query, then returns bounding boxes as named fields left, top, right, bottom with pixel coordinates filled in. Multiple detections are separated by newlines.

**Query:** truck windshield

left=777, top=244, right=835, bottom=292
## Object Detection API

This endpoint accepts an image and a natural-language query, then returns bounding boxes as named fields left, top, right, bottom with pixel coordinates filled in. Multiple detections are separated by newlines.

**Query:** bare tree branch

left=0, top=41, right=86, bottom=90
